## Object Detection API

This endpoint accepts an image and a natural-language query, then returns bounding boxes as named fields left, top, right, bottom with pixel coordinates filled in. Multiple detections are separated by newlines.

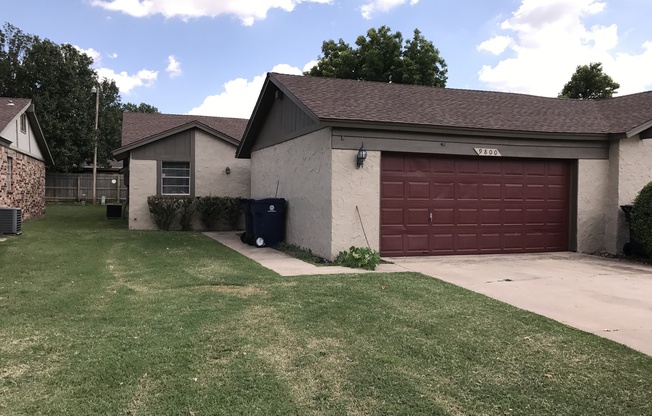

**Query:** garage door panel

left=405, top=234, right=429, bottom=253
left=504, top=184, right=524, bottom=201
left=480, top=183, right=502, bottom=200
left=433, top=182, right=455, bottom=200
left=382, top=181, right=405, bottom=199
left=406, top=156, right=430, bottom=173
left=381, top=208, right=404, bottom=226
left=407, top=181, right=430, bottom=200
left=457, top=209, right=478, bottom=225
left=381, top=153, right=570, bottom=256
left=406, top=208, right=429, bottom=226
left=457, top=183, right=479, bottom=200
left=432, top=158, right=456, bottom=174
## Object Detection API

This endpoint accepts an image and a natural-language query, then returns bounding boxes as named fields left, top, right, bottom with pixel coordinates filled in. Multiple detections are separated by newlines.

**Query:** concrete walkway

left=204, top=232, right=405, bottom=276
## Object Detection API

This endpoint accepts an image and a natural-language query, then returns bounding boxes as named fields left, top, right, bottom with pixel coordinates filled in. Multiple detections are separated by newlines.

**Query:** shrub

left=630, top=181, right=652, bottom=256
left=178, top=198, right=196, bottom=231
left=147, top=196, right=180, bottom=230
left=336, top=246, right=381, bottom=270
left=195, top=196, right=242, bottom=230
left=222, top=197, right=242, bottom=229
left=195, top=196, right=222, bottom=230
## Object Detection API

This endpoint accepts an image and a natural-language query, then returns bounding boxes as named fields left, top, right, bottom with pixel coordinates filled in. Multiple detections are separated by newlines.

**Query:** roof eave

left=626, top=119, right=652, bottom=139
left=26, top=104, right=55, bottom=166
left=322, top=119, right=611, bottom=141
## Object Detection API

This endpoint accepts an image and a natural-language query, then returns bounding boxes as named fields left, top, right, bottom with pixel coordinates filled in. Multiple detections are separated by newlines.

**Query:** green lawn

left=1, top=205, right=651, bottom=415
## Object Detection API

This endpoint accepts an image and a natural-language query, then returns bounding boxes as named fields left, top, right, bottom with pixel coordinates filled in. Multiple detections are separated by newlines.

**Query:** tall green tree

left=122, top=102, right=160, bottom=113
left=305, top=26, right=447, bottom=87
left=559, top=62, right=620, bottom=99
left=0, top=23, right=158, bottom=171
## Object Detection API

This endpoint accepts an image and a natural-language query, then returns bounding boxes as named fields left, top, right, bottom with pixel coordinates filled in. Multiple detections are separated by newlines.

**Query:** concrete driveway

left=386, top=252, right=652, bottom=356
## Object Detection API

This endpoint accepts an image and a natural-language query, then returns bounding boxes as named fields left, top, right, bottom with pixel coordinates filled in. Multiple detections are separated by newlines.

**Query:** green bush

left=195, top=196, right=221, bottom=230
left=195, top=196, right=242, bottom=230
left=336, top=246, right=381, bottom=270
left=630, top=181, right=652, bottom=256
left=147, top=196, right=180, bottom=231
left=178, top=198, right=196, bottom=231
left=221, top=197, right=242, bottom=229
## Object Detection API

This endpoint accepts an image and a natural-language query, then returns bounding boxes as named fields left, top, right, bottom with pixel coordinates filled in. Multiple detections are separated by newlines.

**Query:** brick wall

left=0, top=147, right=46, bottom=220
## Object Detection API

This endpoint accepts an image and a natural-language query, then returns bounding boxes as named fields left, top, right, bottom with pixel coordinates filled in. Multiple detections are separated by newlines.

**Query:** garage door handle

left=429, top=212, right=432, bottom=223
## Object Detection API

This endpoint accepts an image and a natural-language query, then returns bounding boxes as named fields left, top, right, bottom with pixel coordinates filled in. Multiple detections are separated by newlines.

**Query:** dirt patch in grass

left=238, top=305, right=373, bottom=415
left=127, top=373, right=154, bottom=415
left=1, top=363, right=30, bottom=379
left=186, top=284, right=266, bottom=297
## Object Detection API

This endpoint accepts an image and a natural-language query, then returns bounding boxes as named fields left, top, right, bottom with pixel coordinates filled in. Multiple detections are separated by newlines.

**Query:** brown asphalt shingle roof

left=0, top=98, right=31, bottom=131
left=121, top=112, right=248, bottom=147
left=270, top=73, right=652, bottom=135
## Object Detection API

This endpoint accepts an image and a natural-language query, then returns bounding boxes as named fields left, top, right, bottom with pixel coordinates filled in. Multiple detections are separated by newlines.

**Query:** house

left=236, top=72, right=652, bottom=259
left=113, top=112, right=250, bottom=230
left=0, top=98, right=54, bottom=220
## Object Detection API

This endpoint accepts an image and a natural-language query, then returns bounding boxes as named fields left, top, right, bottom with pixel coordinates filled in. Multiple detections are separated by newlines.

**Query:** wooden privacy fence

left=46, top=172, right=127, bottom=203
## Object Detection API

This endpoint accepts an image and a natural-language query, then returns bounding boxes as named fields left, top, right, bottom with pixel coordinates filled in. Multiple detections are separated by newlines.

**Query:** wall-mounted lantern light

left=356, top=143, right=367, bottom=169
left=225, top=166, right=231, bottom=175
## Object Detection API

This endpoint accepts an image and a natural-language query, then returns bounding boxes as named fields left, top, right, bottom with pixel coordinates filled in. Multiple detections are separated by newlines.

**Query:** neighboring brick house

left=236, top=73, right=652, bottom=259
left=113, top=112, right=250, bottom=230
left=0, top=98, right=54, bottom=220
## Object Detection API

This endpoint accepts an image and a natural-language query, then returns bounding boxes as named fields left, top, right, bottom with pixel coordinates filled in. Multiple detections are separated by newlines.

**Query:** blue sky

left=4, top=0, right=652, bottom=118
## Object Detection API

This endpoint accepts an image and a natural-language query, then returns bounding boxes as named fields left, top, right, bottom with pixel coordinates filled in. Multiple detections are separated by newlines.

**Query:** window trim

left=6, top=155, right=13, bottom=193
left=160, top=161, right=191, bottom=196
left=20, top=114, right=26, bottom=133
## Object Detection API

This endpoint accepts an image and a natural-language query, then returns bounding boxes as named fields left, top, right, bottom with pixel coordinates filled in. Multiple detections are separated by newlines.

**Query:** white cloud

left=97, top=68, right=159, bottom=94
left=477, top=35, right=513, bottom=55
left=166, top=55, right=182, bottom=78
left=91, top=0, right=332, bottom=26
left=303, top=60, right=318, bottom=73
left=73, top=45, right=102, bottom=64
left=187, top=64, right=304, bottom=118
left=477, top=0, right=652, bottom=96
left=109, top=52, right=119, bottom=59
left=361, top=0, right=419, bottom=19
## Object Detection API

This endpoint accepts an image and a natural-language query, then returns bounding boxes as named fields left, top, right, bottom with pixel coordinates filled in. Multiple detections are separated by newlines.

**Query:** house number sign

left=474, top=148, right=502, bottom=156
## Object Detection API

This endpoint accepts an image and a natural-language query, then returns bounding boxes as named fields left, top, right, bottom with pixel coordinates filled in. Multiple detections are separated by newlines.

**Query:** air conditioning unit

left=0, top=207, right=22, bottom=235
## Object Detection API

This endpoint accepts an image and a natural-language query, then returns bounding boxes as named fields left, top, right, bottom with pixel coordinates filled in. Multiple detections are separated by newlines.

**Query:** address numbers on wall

left=474, top=148, right=502, bottom=156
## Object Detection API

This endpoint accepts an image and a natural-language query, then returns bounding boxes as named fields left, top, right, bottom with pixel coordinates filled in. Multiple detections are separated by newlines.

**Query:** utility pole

left=91, top=85, right=100, bottom=205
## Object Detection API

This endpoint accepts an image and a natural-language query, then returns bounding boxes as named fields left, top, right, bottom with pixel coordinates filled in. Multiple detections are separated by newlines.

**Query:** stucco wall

left=0, top=148, right=46, bottom=220
left=194, top=131, right=250, bottom=198
left=331, top=149, right=380, bottom=258
left=577, top=159, right=609, bottom=253
left=250, top=128, right=333, bottom=259
left=128, top=159, right=157, bottom=230
left=608, top=135, right=652, bottom=253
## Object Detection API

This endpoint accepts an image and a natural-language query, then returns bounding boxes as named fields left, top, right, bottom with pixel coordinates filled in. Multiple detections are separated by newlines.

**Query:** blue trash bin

left=250, top=198, right=287, bottom=247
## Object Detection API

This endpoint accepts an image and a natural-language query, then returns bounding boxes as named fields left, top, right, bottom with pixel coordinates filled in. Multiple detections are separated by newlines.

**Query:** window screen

left=161, top=161, right=190, bottom=195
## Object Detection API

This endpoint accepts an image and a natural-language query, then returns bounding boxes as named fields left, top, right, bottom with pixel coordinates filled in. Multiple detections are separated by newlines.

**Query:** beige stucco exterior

left=331, top=149, right=381, bottom=258
left=606, top=134, right=652, bottom=253
left=576, top=159, right=609, bottom=253
left=251, top=128, right=333, bottom=258
left=194, top=130, right=250, bottom=198
left=128, top=159, right=157, bottom=230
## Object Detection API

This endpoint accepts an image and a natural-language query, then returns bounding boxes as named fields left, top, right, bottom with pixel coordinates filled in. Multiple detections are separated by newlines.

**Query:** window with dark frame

left=161, top=161, right=190, bottom=195
left=7, top=156, right=13, bottom=192
left=20, top=114, right=26, bottom=133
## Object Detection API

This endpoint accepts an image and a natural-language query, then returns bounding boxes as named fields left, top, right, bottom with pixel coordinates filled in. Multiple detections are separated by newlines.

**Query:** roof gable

left=115, top=112, right=248, bottom=158
left=0, top=97, right=54, bottom=166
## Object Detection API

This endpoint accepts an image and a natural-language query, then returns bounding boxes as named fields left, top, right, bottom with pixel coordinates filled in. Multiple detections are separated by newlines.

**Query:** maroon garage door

left=380, top=153, right=571, bottom=256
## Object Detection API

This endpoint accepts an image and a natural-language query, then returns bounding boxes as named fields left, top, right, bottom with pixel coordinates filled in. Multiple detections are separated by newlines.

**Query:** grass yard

left=1, top=205, right=651, bottom=415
